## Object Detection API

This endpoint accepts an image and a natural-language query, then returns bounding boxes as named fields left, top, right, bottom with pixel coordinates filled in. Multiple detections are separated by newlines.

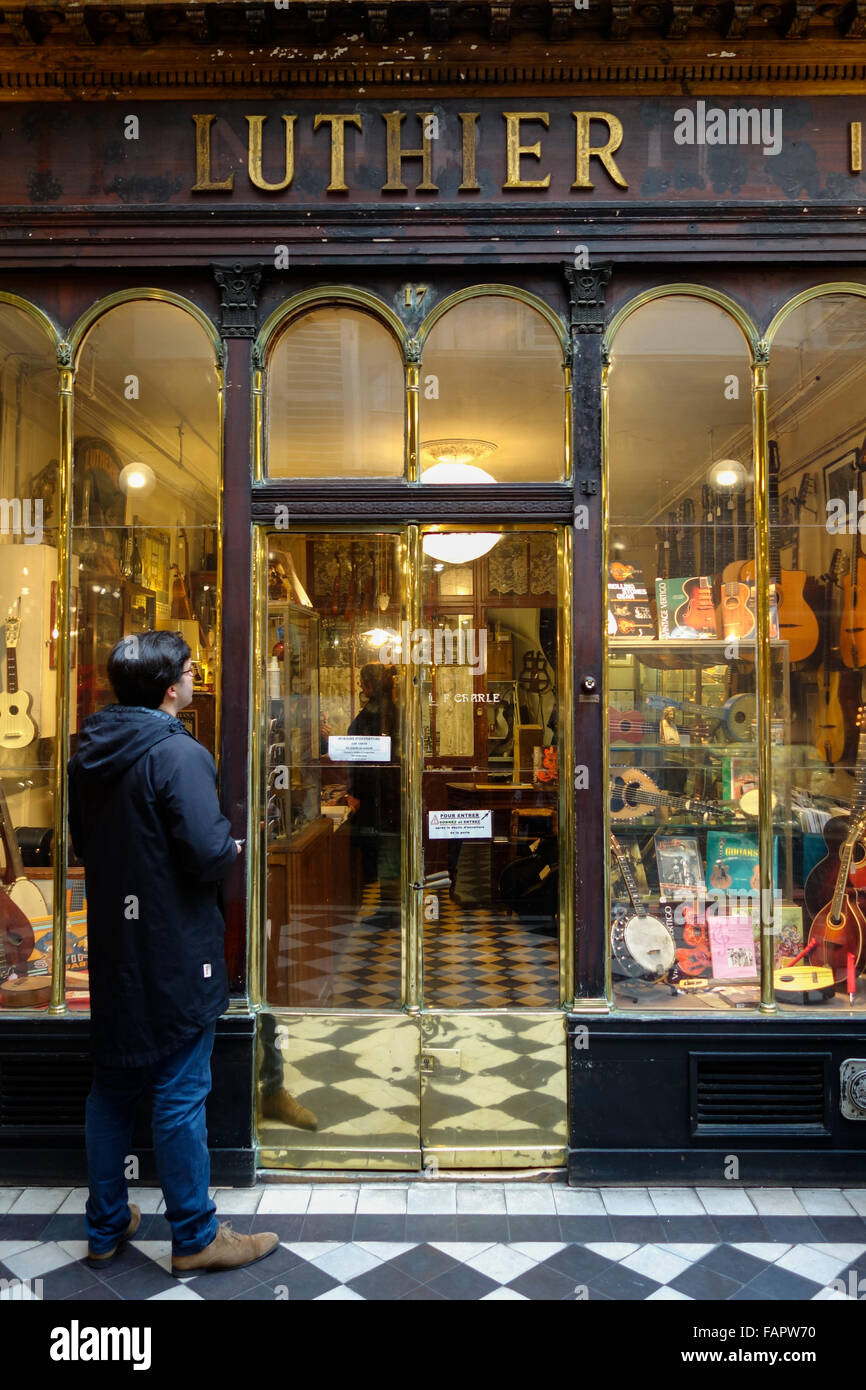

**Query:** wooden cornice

left=0, top=2, right=864, bottom=97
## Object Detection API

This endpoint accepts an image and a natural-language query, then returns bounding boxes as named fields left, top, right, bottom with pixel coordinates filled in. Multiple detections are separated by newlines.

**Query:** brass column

left=50, top=344, right=74, bottom=1016
left=753, top=346, right=777, bottom=1014
left=404, top=525, right=422, bottom=1010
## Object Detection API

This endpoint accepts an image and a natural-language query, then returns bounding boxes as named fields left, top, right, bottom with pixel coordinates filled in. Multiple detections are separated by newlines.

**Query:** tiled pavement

left=3, top=1183, right=866, bottom=1301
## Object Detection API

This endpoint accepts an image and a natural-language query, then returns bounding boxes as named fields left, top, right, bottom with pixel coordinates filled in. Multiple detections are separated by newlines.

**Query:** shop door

left=256, top=526, right=568, bottom=1171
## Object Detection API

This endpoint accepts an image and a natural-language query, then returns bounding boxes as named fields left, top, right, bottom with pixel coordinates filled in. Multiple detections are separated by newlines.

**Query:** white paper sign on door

left=428, top=810, right=492, bottom=840
left=328, top=735, right=391, bottom=762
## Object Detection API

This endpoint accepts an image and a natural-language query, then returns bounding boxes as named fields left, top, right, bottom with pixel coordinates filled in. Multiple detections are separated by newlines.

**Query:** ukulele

left=0, top=601, right=37, bottom=750
left=813, top=549, right=847, bottom=766
left=740, top=440, right=818, bottom=662
left=840, top=435, right=866, bottom=669
left=608, top=709, right=647, bottom=744
left=710, top=838, right=733, bottom=890
left=807, top=809, right=866, bottom=986
left=804, top=705, right=866, bottom=924
left=609, top=833, right=676, bottom=980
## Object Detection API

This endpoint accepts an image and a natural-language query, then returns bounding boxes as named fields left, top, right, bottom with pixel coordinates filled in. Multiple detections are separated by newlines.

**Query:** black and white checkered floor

left=3, top=1183, right=866, bottom=1301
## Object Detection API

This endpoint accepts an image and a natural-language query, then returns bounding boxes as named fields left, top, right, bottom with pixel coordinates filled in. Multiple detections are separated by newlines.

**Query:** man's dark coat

left=68, top=705, right=237, bottom=1067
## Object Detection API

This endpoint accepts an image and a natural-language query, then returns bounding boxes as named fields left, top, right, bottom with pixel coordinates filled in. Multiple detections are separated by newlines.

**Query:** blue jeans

left=85, top=1024, right=219, bottom=1256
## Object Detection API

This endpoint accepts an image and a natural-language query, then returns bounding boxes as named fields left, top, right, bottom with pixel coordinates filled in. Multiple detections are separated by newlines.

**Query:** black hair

left=107, top=630, right=190, bottom=708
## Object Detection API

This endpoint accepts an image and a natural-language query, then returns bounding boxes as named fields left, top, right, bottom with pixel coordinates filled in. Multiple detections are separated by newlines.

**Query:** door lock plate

left=421, top=1048, right=461, bottom=1073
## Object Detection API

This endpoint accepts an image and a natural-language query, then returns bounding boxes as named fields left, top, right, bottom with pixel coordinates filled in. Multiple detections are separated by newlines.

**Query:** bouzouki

left=0, top=601, right=37, bottom=750
left=813, top=549, right=847, bottom=766
left=610, top=766, right=728, bottom=823
left=840, top=435, right=866, bottom=670
left=804, top=705, right=866, bottom=923
left=740, top=440, right=819, bottom=662
left=609, top=833, right=676, bottom=980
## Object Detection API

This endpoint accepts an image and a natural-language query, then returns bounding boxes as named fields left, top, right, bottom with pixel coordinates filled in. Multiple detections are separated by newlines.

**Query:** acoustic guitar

left=804, top=705, right=866, bottom=924
left=813, top=549, right=847, bottom=766
left=739, top=440, right=818, bottom=662
left=0, top=600, right=36, bottom=751
left=840, top=435, right=866, bottom=670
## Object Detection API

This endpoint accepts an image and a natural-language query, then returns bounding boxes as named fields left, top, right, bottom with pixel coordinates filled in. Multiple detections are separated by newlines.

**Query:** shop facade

left=0, top=2, right=866, bottom=1183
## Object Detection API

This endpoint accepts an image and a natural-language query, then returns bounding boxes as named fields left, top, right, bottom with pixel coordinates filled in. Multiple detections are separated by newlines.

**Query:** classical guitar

left=804, top=705, right=866, bottom=923
left=840, top=434, right=866, bottom=669
left=714, top=486, right=755, bottom=640
left=807, top=809, right=866, bottom=986
left=0, top=601, right=36, bottom=750
left=609, top=766, right=727, bottom=823
left=609, top=833, right=676, bottom=980
left=740, top=440, right=818, bottom=662
left=813, top=549, right=847, bottom=766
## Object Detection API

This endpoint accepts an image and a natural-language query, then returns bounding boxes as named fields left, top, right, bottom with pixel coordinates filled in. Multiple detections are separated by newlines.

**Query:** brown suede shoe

left=261, top=1089, right=318, bottom=1131
left=86, top=1203, right=141, bottom=1269
left=171, top=1222, right=279, bottom=1276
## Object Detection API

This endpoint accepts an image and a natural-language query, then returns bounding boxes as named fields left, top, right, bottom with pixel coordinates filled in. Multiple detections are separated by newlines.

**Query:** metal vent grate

left=691, top=1053, right=829, bottom=1135
left=0, top=1053, right=91, bottom=1130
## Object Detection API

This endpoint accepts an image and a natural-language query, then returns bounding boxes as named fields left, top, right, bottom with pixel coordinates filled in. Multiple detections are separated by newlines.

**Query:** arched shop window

left=767, top=289, right=866, bottom=1015
left=72, top=298, right=221, bottom=745
left=419, top=292, right=567, bottom=483
left=605, top=291, right=770, bottom=1014
left=0, top=300, right=62, bottom=1014
left=265, top=303, right=404, bottom=479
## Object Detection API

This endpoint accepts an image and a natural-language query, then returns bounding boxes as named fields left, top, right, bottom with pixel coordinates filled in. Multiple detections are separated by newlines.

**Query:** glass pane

left=769, top=293, right=866, bottom=1016
left=70, top=300, right=221, bottom=1013
left=607, top=296, right=771, bottom=1014
left=420, top=297, right=565, bottom=483
left=0, top=305, right=60, bottom=1014
left=263, top=532, right=403, bottom=1009
left=266, top=307, right=404, bottom=478
left=420, top=527, right=561, bottom=1007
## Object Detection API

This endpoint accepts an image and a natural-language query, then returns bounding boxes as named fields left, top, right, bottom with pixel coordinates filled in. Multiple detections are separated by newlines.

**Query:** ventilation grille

left=0, top=1053, right=91, bottom=1130
left=691, top=1054, right=829, bottom=1134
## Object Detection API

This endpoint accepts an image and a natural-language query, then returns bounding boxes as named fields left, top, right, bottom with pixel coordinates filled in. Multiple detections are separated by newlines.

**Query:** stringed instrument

left=608, top=709, right=647, bottom=744
left=609, top=833, right=676, bottom=980
left=709, top=838, right=733, bottom=890
left=0, top=600, right=37, bottom=750
left=840, top=435, right=866, bottom=669
left=0, top=780, right=47, bottom=921
left=643, top=691, right=755, bottom=744
left=609, top=766, right=727, bottom=823
left=609, top=562, right=638, bottom=582
left=675, top=577, right=716, bottom=633
left=740, top=440, right=818, bottom=662
left=807, top=808, right=866, bottom=987
left=714, top=486, right=755, bottom=640
left=804, top=705, right=866, bottom=923
left=813, top=549, right=847, bottom=766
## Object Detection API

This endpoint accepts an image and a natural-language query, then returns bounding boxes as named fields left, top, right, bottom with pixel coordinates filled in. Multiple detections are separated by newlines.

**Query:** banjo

left=610, top=832, right=676, bottom=981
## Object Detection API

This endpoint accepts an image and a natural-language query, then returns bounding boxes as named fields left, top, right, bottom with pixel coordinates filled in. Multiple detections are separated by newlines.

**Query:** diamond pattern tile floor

left=2, top=1183, right=865, bottom=1301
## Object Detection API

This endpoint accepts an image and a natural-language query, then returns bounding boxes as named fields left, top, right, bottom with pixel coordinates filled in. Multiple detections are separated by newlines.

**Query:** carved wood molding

left=251, top=482, right=574, bottom=523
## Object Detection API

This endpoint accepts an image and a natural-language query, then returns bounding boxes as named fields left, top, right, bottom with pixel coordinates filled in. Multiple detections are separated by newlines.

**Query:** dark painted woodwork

left=252, top=483, right=573, bottom=525
left=567, top=1015, right=866, bottom=1183
left=217, top=268, right=260, bottom=996
left=568, top=265, right=610, bottom=1001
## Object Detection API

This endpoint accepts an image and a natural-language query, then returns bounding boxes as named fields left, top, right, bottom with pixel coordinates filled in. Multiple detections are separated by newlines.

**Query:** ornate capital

left=565, top=265, right=612, bottom=334
left=251, top=341, right=264, bottom=371
left=755, top=338, right=770, bottom=365
left=405, top=336, right=422, bottom=365
left=56, top=339, right=73, bottom=367
left=213, top=263, right=262, bottom=339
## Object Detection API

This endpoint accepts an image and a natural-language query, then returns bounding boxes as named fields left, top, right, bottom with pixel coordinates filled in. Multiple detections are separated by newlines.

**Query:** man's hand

left=235, top=839, right=245, bottom=856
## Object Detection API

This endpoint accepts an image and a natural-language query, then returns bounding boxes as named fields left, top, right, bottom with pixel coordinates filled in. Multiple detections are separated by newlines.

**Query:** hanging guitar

left=813, top=549, right=847, bottom=766
left=740, top=440, right=819, bottom=662
left=609, top=833, right=676, bottom=981
left=804, top=705, right=866, bottom=924
left=840, top=434, right=866, bottom=669
left=0, top=600, right=37, bottom=750
left=609, top=766, right=728, bottom=823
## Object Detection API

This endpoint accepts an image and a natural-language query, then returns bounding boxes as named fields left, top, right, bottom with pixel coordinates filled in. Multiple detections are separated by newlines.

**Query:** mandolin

left=804, top=705, right=866, bottom=923
left=740, top=440, right=818, bottom=662
left=813, top=549, right=847, bottom=766
left=840, top=435, right=866, bottom=669
left=0, top=601, right=37, bottom=751
left=807, top=811, right=866, bottom=987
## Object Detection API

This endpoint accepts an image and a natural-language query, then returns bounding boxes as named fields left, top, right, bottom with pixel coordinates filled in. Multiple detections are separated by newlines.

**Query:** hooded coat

left=68, top=705, right=238, bottom=1067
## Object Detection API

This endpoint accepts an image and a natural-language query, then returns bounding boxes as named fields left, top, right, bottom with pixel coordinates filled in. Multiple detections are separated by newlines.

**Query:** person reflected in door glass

left=345, top=662, right=401, bottom=929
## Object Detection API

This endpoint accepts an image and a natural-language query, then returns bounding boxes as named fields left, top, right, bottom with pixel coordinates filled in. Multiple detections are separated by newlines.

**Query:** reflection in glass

left=607, top=295, right=770, bottom=1013
left=0, top=305, right=60, bottom=1014
left=266, top=307, right=404, bottom=478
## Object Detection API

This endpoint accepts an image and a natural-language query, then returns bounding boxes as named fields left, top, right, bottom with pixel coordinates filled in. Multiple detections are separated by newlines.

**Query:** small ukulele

left=0, top=601, right=36, bottom=750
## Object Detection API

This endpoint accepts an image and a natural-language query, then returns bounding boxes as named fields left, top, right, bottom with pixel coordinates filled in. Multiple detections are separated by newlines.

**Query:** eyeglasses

left=181, top=665, right=194, bottom=679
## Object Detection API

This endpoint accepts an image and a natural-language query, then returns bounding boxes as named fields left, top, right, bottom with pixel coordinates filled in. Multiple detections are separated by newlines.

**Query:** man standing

left=69, top=630, right=278, bottom=1276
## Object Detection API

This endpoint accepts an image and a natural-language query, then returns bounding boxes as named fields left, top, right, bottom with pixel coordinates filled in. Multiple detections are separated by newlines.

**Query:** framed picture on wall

left=139, top=528, right=170, bottom=607
left=823, top=448, right=860, bottom=514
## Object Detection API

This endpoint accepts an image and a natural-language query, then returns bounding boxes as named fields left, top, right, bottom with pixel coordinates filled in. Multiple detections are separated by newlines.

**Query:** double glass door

left=255, top=524, right=570, bottom=1170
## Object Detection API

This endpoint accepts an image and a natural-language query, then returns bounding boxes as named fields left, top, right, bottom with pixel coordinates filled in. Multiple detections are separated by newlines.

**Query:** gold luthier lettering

left=572, top=111, right=628, bottom=190
left=459, top=113, right=481, bottom=191
left=503, top=112, right=551, bottom=189
left=314, top=113, right=363, bottom=192
left=192, top=114, right=234, bottom=192
left=247, top=115, right=297, bottom=192
left=382, top=111, right=438, bottom=192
